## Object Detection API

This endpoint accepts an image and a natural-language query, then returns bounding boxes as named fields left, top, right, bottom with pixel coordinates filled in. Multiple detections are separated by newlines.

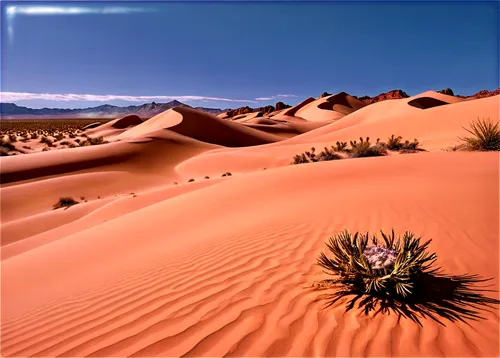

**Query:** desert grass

left=53, top=196, right=79, bottom=210
left=458, top=117, right=500, bottom=151
left=308, top=229, right=500, bottom=326
left=348, top=137, right=388, bottom=158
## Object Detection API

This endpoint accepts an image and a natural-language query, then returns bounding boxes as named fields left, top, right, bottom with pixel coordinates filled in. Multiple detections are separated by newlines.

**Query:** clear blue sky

left=1, top=1, right=498, bottom=109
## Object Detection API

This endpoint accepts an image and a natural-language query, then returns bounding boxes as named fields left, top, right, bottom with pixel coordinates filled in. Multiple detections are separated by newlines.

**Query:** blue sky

left=1, top=1, right=498, bottom=109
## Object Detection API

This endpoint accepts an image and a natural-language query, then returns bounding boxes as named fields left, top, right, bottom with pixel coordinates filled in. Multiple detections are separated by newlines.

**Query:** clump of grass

left=291, top=146, right=343, bottom=165
left=54, top=133, right=65, bottom=141
left=40, top=136, right=54, bottom=146
left=348, top=137, right=387, bottom=158
left=317, top=147, right=343, bottom=161
left=313, top=229, right=437, bottom=298
left=53, top=196, right=79, bottom=210
left=31, top=132, right=39, bottom=140
left=386, top=135, right=403, bottom=150
left=8, top=134, right=17, bottom=142
left=458, top=117, right=500, bottom=151
left=88, top=136, right=107, bottom=145
left=334, top=141, right=348, bottom=152
left=222, top=172, right=232, bottom=177
left=310, top=229, right=500, bottom=326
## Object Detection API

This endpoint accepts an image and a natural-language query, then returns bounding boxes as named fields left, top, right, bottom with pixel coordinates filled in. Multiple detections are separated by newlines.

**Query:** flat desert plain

left=1, top=91, right=499, bottom=357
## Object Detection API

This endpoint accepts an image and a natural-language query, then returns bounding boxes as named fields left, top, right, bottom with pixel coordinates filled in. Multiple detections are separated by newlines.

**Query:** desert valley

left=1, top=87, right=499, bottom=356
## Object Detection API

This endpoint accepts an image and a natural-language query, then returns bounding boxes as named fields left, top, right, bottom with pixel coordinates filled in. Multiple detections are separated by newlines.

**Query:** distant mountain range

left=0, top=101, right=226, bottom=119
left=1, top=88, right=498, bottom=119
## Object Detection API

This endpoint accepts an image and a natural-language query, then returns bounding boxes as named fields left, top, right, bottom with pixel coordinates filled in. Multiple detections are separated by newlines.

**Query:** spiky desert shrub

left=315, top=229, right=438, bottom=299
left=53, top=196, right=79, bottom=210
left=40, top=136, right=54, bottom=146
left=386, top=135, right=403, bottom=150
left=349, top=137, right=387, bottom=158
left=88, top=136, right=107, bottom=145
left=317, top=147, right=343, bottom=161
left=458, top=117, right=500, bottom=151
left=291, top=153, right=310, bottom=164
left=334, top=141, right=348, bottom=152
left=291, top=146, right=342, bottom=164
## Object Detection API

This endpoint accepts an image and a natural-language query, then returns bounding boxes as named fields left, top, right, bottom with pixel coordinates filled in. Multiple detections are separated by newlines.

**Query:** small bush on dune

left=309, top=229, right=500, bottom=326
left=40, top=136, right=53, bottom=146
left=291, top=146, right=343, bottom=165
left=88, top=136, right=107, bottom=145
left=334, top=141, right=349, bottom=152
left=188, top=178, right=195, bottom=182
left=458, top=117, right=500, bottom=151
left=386, top=135, right=403, bottom=150
left=8, top=134, right=17, bottom=142
left=53, top=196, right=79, bottom=210
left=348, top=137, right=387, bottom=158
left=317, top=147, right=343, bottom=161
left=222, top=172, right=232, bottom=177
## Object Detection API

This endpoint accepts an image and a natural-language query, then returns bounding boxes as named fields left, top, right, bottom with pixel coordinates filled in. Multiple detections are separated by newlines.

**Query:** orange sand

left=1, top=91, right=499, bottom=357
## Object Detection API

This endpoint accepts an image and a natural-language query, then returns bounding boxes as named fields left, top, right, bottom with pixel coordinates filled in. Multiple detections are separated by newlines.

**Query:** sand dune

left=0, top=130, right=219, bottom=224
left=1, top=152, right=498, bottom=357
left=117, top=107, right=282, bottom=147
left=1, top=90, right=499, bottom=357
left=292, top=92, right=367, bottom=122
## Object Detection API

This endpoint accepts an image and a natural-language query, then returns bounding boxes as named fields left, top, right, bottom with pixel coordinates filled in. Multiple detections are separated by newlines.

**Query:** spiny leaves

left=458, top=117, right=500, bottom=151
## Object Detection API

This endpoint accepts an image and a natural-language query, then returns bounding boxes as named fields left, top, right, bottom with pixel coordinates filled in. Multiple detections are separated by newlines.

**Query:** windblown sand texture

left=1, top=91, right=499, bottom=357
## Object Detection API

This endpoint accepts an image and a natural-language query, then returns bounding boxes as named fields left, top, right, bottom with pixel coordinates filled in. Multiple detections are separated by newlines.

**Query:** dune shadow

left=408, top=97, right=449, bottom=109
left=315, top=272, right=500, bottom=327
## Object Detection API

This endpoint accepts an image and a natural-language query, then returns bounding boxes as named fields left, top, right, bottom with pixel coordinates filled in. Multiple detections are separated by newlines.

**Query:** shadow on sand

left=313, top=272, right=500, bottom=327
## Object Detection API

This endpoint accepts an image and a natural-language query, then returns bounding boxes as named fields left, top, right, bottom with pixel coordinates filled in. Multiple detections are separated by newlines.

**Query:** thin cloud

left=255, top=94, right=298, bottom=101
left=0, top=92, right=258, bottom=104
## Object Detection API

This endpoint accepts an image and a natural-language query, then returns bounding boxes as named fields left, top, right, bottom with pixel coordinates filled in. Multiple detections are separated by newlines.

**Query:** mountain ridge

left=2, top=87, right=498, bottom=119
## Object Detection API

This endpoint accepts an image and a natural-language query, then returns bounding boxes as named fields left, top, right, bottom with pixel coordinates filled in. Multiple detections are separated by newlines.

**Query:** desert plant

left=314, top=229, right=438, bottom=299
left=222, top=172, right=232, bottom=177
left=188, top=178, right=195, bottom=182
left=334, top=141, right=348, bottom=152
left=40, top=136, right=53, bottom=146
left=317, top=147, right=343, bottom=161
left=87, top=136, right=107, bottom=145
left=349, top=137, right=387, bottom=158
left=53, top=196, right=79, bottom=210
left=458, top=117, right=500, bottom=151
left=291, top=153, right=310, bottom=165
left=54, top=133, right=64, bottom=141
left=8, top=134, right=17, bottom=142
left=386, top=135, right=403, bottom=150
left=204, top=176, right=210, bottom=179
